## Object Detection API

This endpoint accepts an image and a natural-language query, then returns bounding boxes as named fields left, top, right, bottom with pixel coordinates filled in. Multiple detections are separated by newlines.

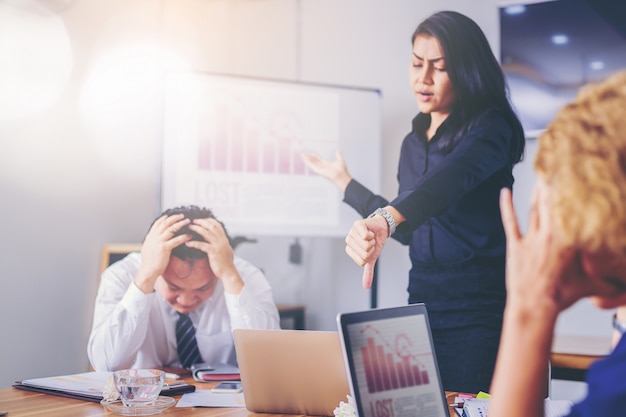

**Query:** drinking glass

left=113, top=369, right=164, bottom=407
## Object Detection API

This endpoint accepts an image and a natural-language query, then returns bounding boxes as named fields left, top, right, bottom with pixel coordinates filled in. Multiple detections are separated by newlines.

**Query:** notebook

left=232, top=328, right=350, bottom=416
left=336, top=303, right=449, bottom=417
left=190, top=362, right=240, bottom=382
left=12, top=371, right=195, bottom=403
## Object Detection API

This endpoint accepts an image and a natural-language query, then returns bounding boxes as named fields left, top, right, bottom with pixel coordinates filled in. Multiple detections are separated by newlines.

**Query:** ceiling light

left=504, top=5, right=526, bottom=15
left=551, top=34, right=569, bottom=45
left=590, top=61, right=605, bottom=71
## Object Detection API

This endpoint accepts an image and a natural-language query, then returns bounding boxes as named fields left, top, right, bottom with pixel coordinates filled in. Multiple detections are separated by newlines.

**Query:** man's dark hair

left=148, top=205, right=231, bottom=260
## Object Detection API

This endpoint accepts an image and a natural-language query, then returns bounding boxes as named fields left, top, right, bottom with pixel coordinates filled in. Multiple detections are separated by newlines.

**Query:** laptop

left=233, top=328, right=350, bottom=416
left=336, top=303, right=449, bottom=417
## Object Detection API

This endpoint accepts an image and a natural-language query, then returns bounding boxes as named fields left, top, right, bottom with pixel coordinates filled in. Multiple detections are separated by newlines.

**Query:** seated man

left=88, top=205, right=280, bottom=371
left=489, top=70, right=626, bottom=416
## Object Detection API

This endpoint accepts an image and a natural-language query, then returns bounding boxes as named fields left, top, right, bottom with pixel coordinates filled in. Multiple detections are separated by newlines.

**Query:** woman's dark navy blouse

left=344, top=111, right=516, bottom=267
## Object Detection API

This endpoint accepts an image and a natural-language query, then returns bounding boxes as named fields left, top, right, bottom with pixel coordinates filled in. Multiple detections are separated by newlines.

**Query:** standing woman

left=304, top=11, right=525, bottom=393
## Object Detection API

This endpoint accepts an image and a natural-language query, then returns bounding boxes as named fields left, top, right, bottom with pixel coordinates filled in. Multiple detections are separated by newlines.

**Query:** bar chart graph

left=162, top=72, right=381, bottom=237
left=358, top=325, right=431, bottom=394
left=196, top=90, right=328, bottom=176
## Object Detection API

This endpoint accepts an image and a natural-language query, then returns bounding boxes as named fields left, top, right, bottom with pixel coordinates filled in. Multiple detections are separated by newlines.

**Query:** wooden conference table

left=0, top=374, right=461, bottom=417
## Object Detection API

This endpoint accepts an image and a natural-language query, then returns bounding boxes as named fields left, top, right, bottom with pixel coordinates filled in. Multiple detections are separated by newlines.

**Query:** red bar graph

left=361, top=337, right=430, bottom=394
left=196, top=104, right=313, bottom=176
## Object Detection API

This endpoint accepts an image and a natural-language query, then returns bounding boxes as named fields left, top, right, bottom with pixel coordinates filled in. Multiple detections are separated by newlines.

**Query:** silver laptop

left=336, top=304, right=449, bottom=417
left=233, top=328, right=350, bottom=416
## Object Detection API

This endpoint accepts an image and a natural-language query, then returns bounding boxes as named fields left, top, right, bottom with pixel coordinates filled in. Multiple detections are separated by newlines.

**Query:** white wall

left=0, top=0, right=606, bottom=390
left=512, top=138, right=614, bottom=337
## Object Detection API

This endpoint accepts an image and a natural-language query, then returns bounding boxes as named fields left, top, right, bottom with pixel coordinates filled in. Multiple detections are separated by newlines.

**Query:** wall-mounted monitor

left=500, top=0, right=626, bottom=138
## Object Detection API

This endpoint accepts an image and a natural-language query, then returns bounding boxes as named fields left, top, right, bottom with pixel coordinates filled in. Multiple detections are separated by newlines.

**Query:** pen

left=164, top=372, right=181, bottom=380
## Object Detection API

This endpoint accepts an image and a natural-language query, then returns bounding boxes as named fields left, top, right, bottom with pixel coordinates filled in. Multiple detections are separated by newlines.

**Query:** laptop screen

left=336, top=304, right=448, bottom=417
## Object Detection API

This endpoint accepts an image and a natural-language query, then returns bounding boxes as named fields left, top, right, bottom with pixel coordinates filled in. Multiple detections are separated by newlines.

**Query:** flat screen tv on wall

left=500, top=0, right=626, bottom=138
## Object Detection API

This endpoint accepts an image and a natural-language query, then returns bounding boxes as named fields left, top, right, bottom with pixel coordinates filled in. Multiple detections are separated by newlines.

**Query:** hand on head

left=136, top=214, right=192, bottom=293
left=185, top=218, right=243, bottom=293
left=499, top=185, right=594, bottom=315
left=345, top=216, right=389, bottom=288
left=185, top=218, right=235, bottom=278
left=580, top=252, right=626, bottom=310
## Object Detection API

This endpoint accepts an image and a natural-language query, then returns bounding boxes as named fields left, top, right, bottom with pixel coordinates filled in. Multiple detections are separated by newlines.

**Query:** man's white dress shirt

left=88, top=252, right=280, bottom=371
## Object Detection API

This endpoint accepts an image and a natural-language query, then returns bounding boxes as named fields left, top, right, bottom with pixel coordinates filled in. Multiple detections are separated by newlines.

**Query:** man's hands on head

left=135, top=214, right=191, bottom=294
left=186, top=218, right=244, bottom=294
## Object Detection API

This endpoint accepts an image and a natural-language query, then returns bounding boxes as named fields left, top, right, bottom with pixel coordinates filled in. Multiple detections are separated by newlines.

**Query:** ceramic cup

left=113, top=369, right=164, bottom=406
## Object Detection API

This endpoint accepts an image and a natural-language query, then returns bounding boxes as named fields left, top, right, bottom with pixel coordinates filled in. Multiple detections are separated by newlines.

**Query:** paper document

left=462, top=398, right=572, bottom=417
left=545, top=399, right=573, bottom=417
left=176, top=390, right=246, bottom=407
left=20, top=371, right=110, bottom=399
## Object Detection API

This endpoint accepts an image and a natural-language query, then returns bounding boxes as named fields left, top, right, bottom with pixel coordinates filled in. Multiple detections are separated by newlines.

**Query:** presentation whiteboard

left=161, top=72, right=381, bottom=237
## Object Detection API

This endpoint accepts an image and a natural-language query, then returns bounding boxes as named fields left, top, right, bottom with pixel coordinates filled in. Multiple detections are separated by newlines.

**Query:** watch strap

left=368, top=208, right=396, bottom=237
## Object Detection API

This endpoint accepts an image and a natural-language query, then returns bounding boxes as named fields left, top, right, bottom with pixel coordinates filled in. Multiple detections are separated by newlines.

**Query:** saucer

left=100, top=396, right=176, bottom=416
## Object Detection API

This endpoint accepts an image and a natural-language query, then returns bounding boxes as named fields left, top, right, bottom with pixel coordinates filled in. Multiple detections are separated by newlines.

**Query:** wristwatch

left=368, top=208, right=396, bottom=237
left=613, top=313, right=626, bottom=334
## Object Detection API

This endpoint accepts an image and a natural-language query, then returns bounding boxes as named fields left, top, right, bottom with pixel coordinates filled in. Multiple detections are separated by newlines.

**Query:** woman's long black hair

left=413, top=11, right=525, bottom=163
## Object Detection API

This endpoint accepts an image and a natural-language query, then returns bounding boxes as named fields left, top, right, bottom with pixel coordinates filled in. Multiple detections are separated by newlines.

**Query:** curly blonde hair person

left=535, top=70, right=626, bottom=257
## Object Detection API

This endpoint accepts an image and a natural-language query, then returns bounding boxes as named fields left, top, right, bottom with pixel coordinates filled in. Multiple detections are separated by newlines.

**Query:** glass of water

left=113, top=369, right=164, bottom=407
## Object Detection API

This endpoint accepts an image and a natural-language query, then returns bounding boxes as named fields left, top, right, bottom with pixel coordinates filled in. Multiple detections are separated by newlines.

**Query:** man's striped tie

left=176, top=313, right=203, bottom=368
